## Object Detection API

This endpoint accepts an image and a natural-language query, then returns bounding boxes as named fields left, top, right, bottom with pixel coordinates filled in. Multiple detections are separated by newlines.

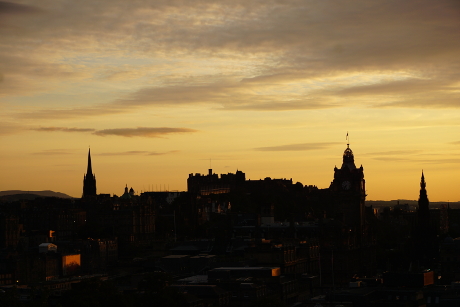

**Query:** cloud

left=115, top=79, right=338, bottom=111
left=29, top=126, right=198, bottom=138
left=2, top=0, right=460, bottom=117
left=16, top=78, right=337, bottom=119
left=0, top=1, right=41, bottom=15
left=421, top=158, right=460, bottom=164
left=98, top=150, right=179, bottom=156
left=450, top=141, right=460, bottom=145
left=32, top=126, right=95, bottom=132
left=148, top=150, right=179, bottom=155
left=17, top=105, right=123, bottom=120
left=366, top=150, right=460, bottom=163
left=221, top=98, right=334, bottom=111
left=255, top=142, right=340, bottom=151
left=114, top=82, right=235, bottom=107
left=326, top=77, right=460, bottom=108
left=0, top=122, right=25, bottom=136
left=336, top=79, right=448, bottom=97
left=32, top=149, right=74, bottom=155
left=364, top=150, right=421, bottom=156
left=371, top=157, right=414, bottom=162
left=93, top=127, right=198, bottom=138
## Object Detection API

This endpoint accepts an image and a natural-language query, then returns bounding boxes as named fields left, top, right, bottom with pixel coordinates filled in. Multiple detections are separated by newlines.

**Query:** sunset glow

left=1, top=0, right=459, bottom=200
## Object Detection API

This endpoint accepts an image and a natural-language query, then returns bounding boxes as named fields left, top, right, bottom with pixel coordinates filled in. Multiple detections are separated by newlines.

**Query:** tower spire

left=87, top=148, right=93, bottom=175
left=420, top=170, right=427, bottom=196
left=418, top=170, right=429, bottom=225
left=83, top=148, right=97, bottom=198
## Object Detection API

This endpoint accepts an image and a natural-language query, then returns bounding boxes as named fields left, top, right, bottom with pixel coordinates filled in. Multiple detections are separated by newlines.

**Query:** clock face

left=342, top=180, right=351, bottom=190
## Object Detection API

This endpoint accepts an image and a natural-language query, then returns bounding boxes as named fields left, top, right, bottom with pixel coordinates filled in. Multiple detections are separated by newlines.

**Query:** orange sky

left=1, top=0, right=460, bottom=201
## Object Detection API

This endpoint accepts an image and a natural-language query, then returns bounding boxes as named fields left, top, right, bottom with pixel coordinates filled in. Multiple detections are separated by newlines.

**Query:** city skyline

left=1, top=0, right=460, bottom=201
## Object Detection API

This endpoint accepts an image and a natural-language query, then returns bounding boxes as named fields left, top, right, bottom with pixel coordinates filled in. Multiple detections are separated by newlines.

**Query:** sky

left=1, top=0, right=459, bottom=201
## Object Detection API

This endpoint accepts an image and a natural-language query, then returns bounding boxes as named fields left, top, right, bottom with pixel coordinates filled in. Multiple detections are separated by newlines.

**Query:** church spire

left=83, top=148, right=97, bottom=198
left=419, top=170, right=428, bottom=200
left=418, top=170, right=429, bottom=224
left=87, top=148, right=93, bottom=175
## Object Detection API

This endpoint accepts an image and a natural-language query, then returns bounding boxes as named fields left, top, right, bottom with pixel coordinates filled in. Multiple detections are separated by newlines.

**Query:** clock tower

left=329, top=144, right=366, bottom=230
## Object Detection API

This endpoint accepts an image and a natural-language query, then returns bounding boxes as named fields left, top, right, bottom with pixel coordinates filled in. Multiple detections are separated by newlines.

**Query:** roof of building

left=342, top=145, right=356, bottom=170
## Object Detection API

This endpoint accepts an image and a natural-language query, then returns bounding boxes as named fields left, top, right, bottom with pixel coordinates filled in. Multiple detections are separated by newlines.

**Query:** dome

left=120, top=192, right=131, bottom=199
left=120, top=185, right=131, bottom=199
left=342, top=145, right=356, bottom=170
left=343, top=147, right=354, bottom=160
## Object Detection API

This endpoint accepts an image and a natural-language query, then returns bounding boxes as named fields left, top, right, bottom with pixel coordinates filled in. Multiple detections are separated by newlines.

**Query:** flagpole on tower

left=346, top=132, right=349, bottom=148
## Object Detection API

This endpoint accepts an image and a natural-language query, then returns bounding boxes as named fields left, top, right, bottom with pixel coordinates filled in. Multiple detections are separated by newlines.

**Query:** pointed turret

left=87, top=148, right=93, bottom=175
left=413, top=171, right=437, bottom=268
left=83, top=148, right=97, bottom=198
left=418, top=170, right=430, bottom=225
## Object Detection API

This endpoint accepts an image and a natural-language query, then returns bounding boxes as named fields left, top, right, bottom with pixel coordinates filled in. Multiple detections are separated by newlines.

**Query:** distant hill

left=367, top=200, right=460, bottom=209
left=0, top=190, right=73, bottom=202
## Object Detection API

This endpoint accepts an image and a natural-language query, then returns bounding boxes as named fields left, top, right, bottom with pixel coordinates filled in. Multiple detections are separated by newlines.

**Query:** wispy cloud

left=421, top=158, right=460, bottom=164
left=31, top=149, right=180, bottom=156
left=221, top=98, right=335, bottom=111
left=364, top=150, right=421, bottom=156
left=366, top=150, right=427, bottom=162
left=371, top=154, right=460, bottom=164
left=93, top=127, right=198, bottom=138
left=29, top=126, right=198, bottom=138
left=0, top=1, right=41, bottom=16
left=255, top=142, right=341, bottom=151
left=372, top=157, right=414, bottom=162
left=32, top=149, right=74, bottom=155
left=336, top=78, right=447, bottom=97
left=0, top=122, right=25, bottom=136
left=98, top=150, right=179, bottom=156
left=18, top=106, right=123, bottom=120
left=32, top=127, right=95, bottom=132
left=3, top=0, right=459, bottom=118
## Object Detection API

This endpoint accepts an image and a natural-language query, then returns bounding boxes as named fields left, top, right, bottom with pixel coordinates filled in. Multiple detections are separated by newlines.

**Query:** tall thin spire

left=418, top=170, right=429, bottom=224
left=87, top=148, right=93, bottom=175
left=83, top=148, right=97, bottom=198
left=420, top=170, right=427, bottom=197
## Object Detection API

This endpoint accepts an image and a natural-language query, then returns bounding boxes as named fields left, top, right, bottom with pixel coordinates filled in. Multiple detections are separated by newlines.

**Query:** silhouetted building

left=439, top=236, right=460, bottom=284
left=0, top=212, right=22, bottom=250
left=418, top=171, right=430, bottom=227
left=187, top=169, right=246, bottom=196
left=413, top=171, right=438, bottom=268
left=84, top=186, right=155, bottom=254
left=171, top=284, right=230, bottom=306
left=312, top=144, right=376, bottom=286
left=440, top=204, right=449, bottom=234
left=246, top=240, right=314, bottom=277
left=19, top=198, right=85, bottom=242
left=83, top=148, right=97, bottom=198
left=329, top=144, right=366, bottom=231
